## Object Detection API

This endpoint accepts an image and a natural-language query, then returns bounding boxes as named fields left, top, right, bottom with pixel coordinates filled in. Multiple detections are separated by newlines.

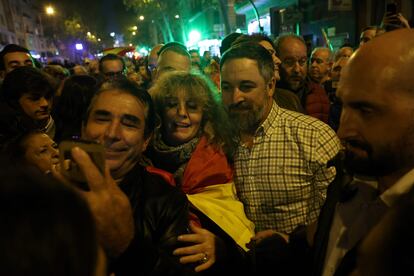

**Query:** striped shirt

left=234, top=102, right=341, bottom=233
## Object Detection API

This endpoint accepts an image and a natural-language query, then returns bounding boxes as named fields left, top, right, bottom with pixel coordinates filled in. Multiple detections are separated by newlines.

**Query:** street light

left=132, top=31, right=136, bottom=36
left=175, top=14, right=180, bottom=19
left=110, top=32, right=115, bottom=37
left=45, top=5, right=55, bottom=16
left=139, top=15, right=145, bottom=21
left=132, top=26, right=138, bottom=31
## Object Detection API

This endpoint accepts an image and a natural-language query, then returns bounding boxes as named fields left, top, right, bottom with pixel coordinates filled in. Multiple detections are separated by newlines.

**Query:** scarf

left=150, top=133, right=200, bottom=186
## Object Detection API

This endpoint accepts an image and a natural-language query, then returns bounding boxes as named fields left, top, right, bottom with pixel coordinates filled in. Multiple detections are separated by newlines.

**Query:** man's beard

left=343, top=138, right=412, bottom=178
left=228, top=101, right=267, bottom=134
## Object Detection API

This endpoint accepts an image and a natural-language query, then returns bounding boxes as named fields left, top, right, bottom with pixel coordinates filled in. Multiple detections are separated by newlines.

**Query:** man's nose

left=51, top=147, right=59, bottom=158
left=293, top=62, right=302, bottom=72
left=39, top=97, right=49, bottom=107
left=105, top=121, right=122, bottom=140
left=337, top=108, right=358, bottom=140
left=232, top=88, right=245, bottom=104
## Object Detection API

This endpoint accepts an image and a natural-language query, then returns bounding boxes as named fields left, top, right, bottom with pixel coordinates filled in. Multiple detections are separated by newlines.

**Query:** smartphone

left=386, top=3, right=397, bottom=15
left=59, top=139, right=105, bottom=186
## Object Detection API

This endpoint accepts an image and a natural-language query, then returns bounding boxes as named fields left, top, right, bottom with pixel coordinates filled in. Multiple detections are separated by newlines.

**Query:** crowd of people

left=0, top=13, right=413, bottom=276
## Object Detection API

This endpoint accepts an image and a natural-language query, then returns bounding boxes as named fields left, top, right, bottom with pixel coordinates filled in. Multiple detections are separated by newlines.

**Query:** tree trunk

left=156, top=0, right=174, bottom=42
left=218, top=0, right=231, bottom=35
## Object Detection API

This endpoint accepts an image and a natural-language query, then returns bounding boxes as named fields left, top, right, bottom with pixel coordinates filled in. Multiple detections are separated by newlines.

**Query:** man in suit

left=313, top=28, right=414, bottom=276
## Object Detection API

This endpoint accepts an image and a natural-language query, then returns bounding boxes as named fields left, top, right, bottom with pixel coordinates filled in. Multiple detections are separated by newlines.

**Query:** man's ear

left=0, top=70, right=5, bottom=79
left=142, top=134, right=152, bottom=153
left=267, top=76, right=276, bottom=97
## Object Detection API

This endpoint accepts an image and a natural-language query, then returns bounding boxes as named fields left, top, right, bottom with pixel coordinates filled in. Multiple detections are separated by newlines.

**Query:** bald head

left=337, top=29, right=414, bottom=181
left=154, top=47, right=191, bottom=81
left=309, top=47, right=332, bottom=83
left=276, top=35, right=308, bottom=91
left=342, top=29, right=414, bottom=95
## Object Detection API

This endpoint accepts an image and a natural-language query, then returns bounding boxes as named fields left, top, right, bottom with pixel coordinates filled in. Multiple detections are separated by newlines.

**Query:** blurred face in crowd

left=337, top=31, right=414, bottom=178
left=155, top=50, right=191, bottom=80
left=101, top=59, right=125, bottom=80
left=336, top=47, right=353, bottom=60
left=162, top=89, right=204, bottom=146
left=359, top=28, right=376, bottom=46
left=190, top=51, right=201, bottom=64
left=331, top=57, right=349, bottom=88
left=3, top=51, right=34, bottom=74
left=203, top=51, right=211, bottom=60
left=259, top=40, right=281, bottom=81
left=87, top=60, right=100, bottom=74
left=309, top=48, right=331, bottom=84
left=72, top=65, right=88, bottom=76
left=83, top=90, right=150, bottom=180
left=279, top=37, right=308, bottom=92
left=18, top=92, right=52, bottom=121
left=148, top=44, right=163, bottom=72
left=23, top=133, right=59, bottom=173
left=221, top=58, right=275, bottom=133
left=138, top=65, right=149, bottom=79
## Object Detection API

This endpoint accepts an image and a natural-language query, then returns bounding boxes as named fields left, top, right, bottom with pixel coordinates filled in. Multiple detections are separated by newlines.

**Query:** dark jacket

left=274, top=88, right=305, bottom=114
left=278, top=79, right=330, bottom=123
left=110, top=164, right=197, bottom=276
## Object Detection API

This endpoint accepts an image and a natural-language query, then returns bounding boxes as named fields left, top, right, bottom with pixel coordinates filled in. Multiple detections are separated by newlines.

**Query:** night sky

left=42, top=0, right=136, bottom=37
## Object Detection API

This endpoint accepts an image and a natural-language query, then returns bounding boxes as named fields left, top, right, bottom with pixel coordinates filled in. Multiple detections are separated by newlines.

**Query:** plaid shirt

left=234, top=102, right=341, bottom=233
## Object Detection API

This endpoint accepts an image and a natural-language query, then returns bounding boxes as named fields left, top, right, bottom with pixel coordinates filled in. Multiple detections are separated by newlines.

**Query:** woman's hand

left=173, top=221, right=216, bottom=272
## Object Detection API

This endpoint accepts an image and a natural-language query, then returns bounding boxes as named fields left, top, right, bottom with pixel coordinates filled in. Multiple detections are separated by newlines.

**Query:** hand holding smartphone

left=59, top=139, right=105, bottom=186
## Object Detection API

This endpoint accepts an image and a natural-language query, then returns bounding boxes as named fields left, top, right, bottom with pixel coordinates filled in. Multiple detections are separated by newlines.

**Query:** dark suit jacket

left=311, top=155, right=388, bottom=276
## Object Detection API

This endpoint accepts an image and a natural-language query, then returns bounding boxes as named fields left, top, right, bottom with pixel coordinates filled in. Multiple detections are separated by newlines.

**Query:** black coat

left=110, top=164, right=197, bottom=276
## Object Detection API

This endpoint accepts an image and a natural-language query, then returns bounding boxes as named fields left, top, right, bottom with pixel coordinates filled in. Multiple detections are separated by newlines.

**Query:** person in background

left=189, top=49, right=203, bottom=73
left=137, top=57, right=151, bottom=89
left=153, top=42, right=191, bottom=81
left=2, top=130, right=59, bottom=174
left=147, top=43, right=164, bottom=77
left=201, top=50, right=212, bottom=70
left=0, top=44, right=34, bottom=78
left=0, top=67, right=55, bottom=143
left=53, top=74, right=99, bottom=142
left=308, top=47, right=332, bottom=85
left=359, top=26, right=379, bottom=46
left=99, top=54, right=126, bottom=80
left=334, top=45, right=353, bottom=61
left=148, top=71, right=254, bottom=273
left=275, top=34, right=330, bottom=123
left=325, top=57, right=350, bottom=131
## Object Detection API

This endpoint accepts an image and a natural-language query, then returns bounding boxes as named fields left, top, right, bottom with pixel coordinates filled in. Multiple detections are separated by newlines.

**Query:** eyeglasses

left=282, top=57, right=308, bottom=68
